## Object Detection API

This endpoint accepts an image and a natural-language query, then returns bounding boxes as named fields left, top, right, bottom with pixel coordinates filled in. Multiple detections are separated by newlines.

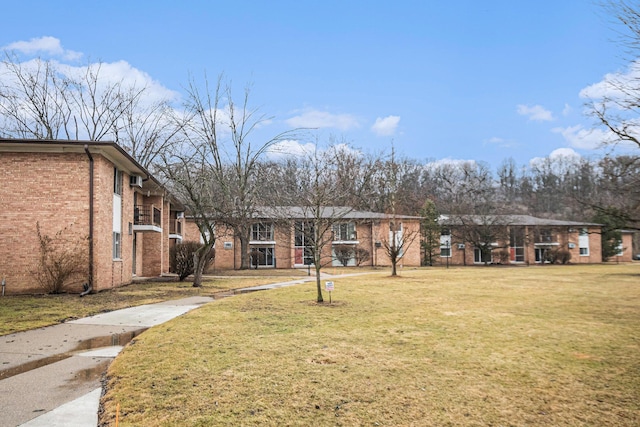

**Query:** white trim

left=133, top=224, right=162, bottom=233
left=332, top=240, right=360, bottom=245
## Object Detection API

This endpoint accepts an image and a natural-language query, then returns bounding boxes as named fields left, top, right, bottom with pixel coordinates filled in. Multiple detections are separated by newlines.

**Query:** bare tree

left=376, top=145, right=420, bottom=276
left=163, top=74, right=298, bottom=276
left=584, top=1, right=640, bottom=149
left=159, top=155, right=217, bottom=287
left=270, top=143, right=377, bottom=302
left=445, top=214, right=512, bottom=265
left=0, top=55, right=70, bottom=139
left=420, top=199, right=441, bottom=266
left=0, top=54, right=178, bottom=168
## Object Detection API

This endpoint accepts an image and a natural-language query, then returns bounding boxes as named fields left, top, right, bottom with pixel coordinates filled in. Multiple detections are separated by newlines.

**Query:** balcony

left=133, top=205, right=162, bottom=233
left=332, top=230, right=358, bottom=244
left=169, top=219, right=183, bottom=239
left=533, top=230, right=559, bottom=247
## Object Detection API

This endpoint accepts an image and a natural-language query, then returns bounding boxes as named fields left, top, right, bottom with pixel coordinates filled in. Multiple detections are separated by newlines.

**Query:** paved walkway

left=0, top=273, right=368, bottom=426
left=0, top=296, right=212, bottom=426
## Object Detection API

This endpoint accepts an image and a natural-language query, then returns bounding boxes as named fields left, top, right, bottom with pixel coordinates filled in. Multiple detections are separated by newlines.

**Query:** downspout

left=81, top=145, right=94, bottom=296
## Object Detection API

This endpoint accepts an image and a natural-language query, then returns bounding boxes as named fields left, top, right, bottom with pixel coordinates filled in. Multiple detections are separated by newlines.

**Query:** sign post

left=325, top=281, right=334, bottom=304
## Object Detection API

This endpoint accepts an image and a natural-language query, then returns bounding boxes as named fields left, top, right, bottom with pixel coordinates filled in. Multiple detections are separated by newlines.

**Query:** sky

left=0, top=0, right=635, bottom=169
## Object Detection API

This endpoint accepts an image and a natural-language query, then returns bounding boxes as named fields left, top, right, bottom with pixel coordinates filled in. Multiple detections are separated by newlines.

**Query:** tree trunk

left=238, top=233, right=251, bottom=270
left=192, top=244, right=212, bottom=287
left=315, top=264, right=324, bottom=303
left=391, top=258, right=397, bottom=276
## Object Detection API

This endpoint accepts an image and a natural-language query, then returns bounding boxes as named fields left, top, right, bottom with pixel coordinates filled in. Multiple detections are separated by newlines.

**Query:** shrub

left=546, top=248, right=572, bottom=265
left=170, top=241, right=214, bottom=281
left=551, top=248, right=572, bottom=265
left=497, top=249, right=510, bottom=264
left=32, top=222, right=88, bottom=294
left=333, top=246, right=355, bottom=267
left=355, top=247, right=370, bottom=266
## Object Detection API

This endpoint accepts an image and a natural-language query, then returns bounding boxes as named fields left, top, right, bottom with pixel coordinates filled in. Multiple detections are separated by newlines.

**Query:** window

left=251, top=222, right=274, bottom=241
left=509, top=227, right=525, bottom=262
left=333, top=222, right=357, bottom=241
left=474, top=247, right=492, bottom=264
left=389, top=222, right=404, bottom=257
left=251, top=247, right=275, bottom=267
left=440, top=229, right=451, bottom=257
left=579, top=228, right=589, bottom=256
left=113, top=167, right=122, bottom=255
left=295, top=221, right=314, bottom=265
left=113, top=168, right=123, bottom=195
left=538, top=228, right=553, bottom=243
left=113, top=232, right=121, bottom=259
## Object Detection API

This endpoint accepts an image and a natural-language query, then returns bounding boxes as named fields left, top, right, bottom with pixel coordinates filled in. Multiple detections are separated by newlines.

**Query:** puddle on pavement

left=0, top=328, right=146, bottom=381
left=65, top=359, right=112, bottom=387
left=71, top=328, right=146, bottom=351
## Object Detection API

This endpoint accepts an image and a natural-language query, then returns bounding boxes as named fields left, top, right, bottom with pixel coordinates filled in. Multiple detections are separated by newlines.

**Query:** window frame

left=113, top=231, right=122, bottom=259
left=251, top=222, right=274, bottom=242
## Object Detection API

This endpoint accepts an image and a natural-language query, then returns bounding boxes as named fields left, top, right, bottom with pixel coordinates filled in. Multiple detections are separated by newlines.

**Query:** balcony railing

left=170, top=219, right=182, bottom=235
left=134, top=205, right=161, bottom=227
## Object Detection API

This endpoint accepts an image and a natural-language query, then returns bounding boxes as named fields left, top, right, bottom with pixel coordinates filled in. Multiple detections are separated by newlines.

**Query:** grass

left=100, top=264, right=640, bottom=426
left=0, top=275, right=302, bottom=336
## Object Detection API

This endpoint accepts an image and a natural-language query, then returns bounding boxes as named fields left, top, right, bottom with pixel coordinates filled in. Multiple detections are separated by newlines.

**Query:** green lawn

left=100, top=264, right=640, bottom=426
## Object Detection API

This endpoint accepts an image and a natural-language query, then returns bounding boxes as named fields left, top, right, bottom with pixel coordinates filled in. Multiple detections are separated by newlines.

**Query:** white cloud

left=529, top=148, right=581, bottom=169
left=371, top=115, right=400, bottom=136
left=424, top=158, right=477, bottom=170
left=266, top=140, right=316, bottom=160
left=517, top=104, right=554, bottom=121
left=562, top=103, right=572, bottom=116
left=285, top=108, right=359, bottom=130
left=548, top=147, right=581, bottom=160
left=2, top=36, right=82, bottom=61
left=579, top=61, right=640, bottom=101
left=552, top=125, right=612, bottom=150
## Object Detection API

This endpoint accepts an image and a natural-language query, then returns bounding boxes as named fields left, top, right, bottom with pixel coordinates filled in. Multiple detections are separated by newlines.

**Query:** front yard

left=99, top=264, right=640, bottom=426
left=0, top=275, right=303, bottom=335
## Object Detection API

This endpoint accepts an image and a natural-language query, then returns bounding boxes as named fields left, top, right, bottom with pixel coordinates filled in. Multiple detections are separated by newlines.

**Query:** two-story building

left=0, top=139, right=184, bottom=294
left=184, top=207, right=422, bottom=270
left=436, top=214, right=616, bottom=265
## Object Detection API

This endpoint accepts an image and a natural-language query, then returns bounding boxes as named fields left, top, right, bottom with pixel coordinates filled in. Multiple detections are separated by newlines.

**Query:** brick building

left=436, top=214, right=617, bottom=266
left=0, top=139, right=183, bottom=294
left=183, top=207, right=422, bottom=270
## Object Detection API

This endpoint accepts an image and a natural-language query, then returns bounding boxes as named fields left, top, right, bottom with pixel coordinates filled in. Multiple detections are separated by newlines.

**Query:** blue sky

left=1, top=0, right=632, bottom=168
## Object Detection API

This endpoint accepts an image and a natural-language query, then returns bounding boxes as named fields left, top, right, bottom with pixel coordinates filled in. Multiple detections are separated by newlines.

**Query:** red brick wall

left=436, top=224, right=604, bottom=266
left=0, top=152, right=91, bottom=294
left=0, top=148, right=181, bottom=293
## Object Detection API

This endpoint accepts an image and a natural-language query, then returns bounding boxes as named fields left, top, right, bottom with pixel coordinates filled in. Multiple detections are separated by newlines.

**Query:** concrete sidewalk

left=0, top=296, right=213, bottom=427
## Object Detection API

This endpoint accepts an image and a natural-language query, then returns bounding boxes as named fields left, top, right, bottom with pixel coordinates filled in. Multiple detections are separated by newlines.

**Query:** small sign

left=325, top=281, right=334, bottom=291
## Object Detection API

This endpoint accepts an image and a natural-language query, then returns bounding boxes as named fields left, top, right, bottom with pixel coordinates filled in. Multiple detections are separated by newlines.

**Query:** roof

left=0, top=138, right=183, bottom=210
left=439, top=214, right=602, bottom=227
left=254, top=206, right=423, bottom=221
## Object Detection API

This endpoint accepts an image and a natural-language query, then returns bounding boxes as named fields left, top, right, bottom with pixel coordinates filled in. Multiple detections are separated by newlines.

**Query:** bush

left=497, top=249, right=510, bottom=264
left=32, top=222, right=88, bottom=294
left=170, top=241, right=206, bottom=281
left=355, top=247, right=370, bottom=266
left=549, top=248, right=572, bottom=265
left=334, top=246, right=355, bottom=267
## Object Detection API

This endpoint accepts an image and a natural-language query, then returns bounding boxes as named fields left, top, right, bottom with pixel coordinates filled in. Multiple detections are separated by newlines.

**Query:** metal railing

left=170, top=219, right=182, bottom=235
left=134, top=205, right=161, bottom=227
